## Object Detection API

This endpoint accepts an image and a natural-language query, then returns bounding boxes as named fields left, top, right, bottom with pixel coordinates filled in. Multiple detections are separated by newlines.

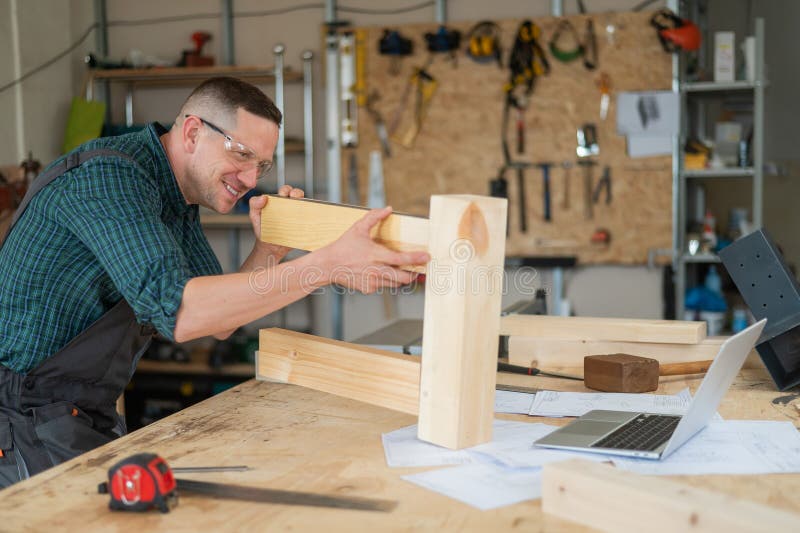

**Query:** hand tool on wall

left=392, top=65, right=438, bottom=148
left=354, top=29, right=367, bottom=107
left=515, top=164, right=528, bottom=232
left=465, top=21, right=503, bottom=66
left=538, top=162, right=553, bottom=222
left=378, top=28, right=413, bottom=75
left=98, top=453, right=397, bottom=513
left=489, top=167, right=509, bottom=236
left=576, top=124, right=599, bottom=220
left=549, top=19, right=584, bottom=63
left=561, top=161, right=572, bottom=209
left=340, top=32, right=358, bottom=148
left=367, top=150, right=386, bottom=209
left=424, top=25, right=462, bottom=66
left=347, top=150, right=359, bottom=204
left=650, top=9, right=702, bottom=53
left=592, top=165, right=612, bottom=205
left=578, top=159, right=597, bottom=220
left=597, top=72, right=611, bottom=120
left=577, top=0, right=598, bottom=70
left=365, top=91, right=391, bottom=157
left=504, top=20, right=550, bottom=156
left=576, top=123, right=599, bottom=158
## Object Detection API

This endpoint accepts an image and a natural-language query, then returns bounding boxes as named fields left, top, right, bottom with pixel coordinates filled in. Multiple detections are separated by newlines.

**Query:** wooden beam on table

left=260, top=195, right=430, bottom=272
left=418, top=195, right=507, bottom=450
left=509, top=336, right=727, bottom=374
left=499, top=315, right=706, bottom=344
left=257, top=328, right=420, bottom=415
left=542, top=459, right=800, bottom=532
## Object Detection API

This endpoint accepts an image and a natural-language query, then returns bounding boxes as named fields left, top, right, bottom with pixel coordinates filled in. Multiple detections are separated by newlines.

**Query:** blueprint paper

left=494, top=389, right=535, bottom=414
left=529, top=388, right=694, bottom=418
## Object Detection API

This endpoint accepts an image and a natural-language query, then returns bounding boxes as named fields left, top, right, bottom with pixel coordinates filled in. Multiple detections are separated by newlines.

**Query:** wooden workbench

left=1, top=368, right=799, bottom=531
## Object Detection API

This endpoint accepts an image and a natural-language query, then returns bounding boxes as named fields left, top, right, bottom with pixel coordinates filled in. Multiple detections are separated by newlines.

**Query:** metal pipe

left=752, top=17, right=764, bottom=229
left=667, top=0, right=683, bottom=318
left=302, top=50, right=315, bottom=198
left=10, top=0, right=25, bottom=162
left=125, top=85, right=133, bottom=127
left=273, top=44, right=286, bottom=189
left=435, top=0, right=446, bottom=24
left=94, top=0, right=110, bottom=124
left=551, top=0, right=563, bottom=17
left=221, top=0, right=235, bottom=65
left=325, top=0, right=337, bottom=23
left=325, top=0, right=343, bottom=340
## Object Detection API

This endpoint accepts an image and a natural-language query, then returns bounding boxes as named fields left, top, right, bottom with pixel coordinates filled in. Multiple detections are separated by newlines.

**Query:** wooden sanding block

left=584, top=354, right=713, bottom=393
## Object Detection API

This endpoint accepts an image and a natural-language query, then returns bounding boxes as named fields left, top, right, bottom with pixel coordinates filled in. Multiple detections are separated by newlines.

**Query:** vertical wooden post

left=418, top=195, right=508, bottom=449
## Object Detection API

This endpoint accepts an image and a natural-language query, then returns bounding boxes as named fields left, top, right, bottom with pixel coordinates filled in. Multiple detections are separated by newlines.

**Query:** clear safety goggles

left=186, top=114, right=273, bottom=180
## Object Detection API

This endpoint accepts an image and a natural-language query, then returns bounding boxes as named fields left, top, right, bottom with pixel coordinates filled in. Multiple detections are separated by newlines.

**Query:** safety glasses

left=186, top=114, right=273, bottom=180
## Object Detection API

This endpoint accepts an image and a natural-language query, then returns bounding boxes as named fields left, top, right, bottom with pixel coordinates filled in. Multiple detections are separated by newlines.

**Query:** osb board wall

left=344, top=11, right=673, bottom=264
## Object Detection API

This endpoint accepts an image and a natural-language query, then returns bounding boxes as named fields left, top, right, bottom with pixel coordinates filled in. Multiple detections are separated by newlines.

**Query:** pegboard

left=343, top=11, right=673, bottom=264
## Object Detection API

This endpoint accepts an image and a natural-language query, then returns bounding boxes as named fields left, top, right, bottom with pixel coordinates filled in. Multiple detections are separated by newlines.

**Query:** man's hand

left=246, top=185, right=304, bottom=266
left=316, top=206, right=430, bottom=294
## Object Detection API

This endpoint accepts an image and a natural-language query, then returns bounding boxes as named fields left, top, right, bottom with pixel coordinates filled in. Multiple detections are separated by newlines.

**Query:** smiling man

left=0, top=77, right=428, bottom=487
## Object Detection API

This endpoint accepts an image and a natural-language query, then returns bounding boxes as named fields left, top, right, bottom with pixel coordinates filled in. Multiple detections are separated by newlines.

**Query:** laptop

left=533, top=319, right=766, bottom=460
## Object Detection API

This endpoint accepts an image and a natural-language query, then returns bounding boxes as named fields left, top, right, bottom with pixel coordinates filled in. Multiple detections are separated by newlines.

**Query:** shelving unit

left=673, top=17, right=766, bottom=320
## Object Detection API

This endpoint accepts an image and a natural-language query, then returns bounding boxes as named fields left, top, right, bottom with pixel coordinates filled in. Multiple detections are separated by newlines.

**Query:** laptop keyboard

left=591, top=414, right=681, bottom=452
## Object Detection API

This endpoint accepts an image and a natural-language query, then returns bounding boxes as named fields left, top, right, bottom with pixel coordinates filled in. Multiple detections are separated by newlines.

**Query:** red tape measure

left=98, top=453, right=178, bottom=513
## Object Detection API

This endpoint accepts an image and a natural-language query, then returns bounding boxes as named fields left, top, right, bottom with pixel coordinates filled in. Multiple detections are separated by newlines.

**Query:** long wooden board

left=418, top=195, right=507, bottom=450
left=542, top=459, right=800, bottom=532
left=508, top=336, right=727, bottom=372
left=499, top=315, right=706, bottom=344
left=260, top=195, right=429, bottom=272
left=257, top=328, right=420, bottom=415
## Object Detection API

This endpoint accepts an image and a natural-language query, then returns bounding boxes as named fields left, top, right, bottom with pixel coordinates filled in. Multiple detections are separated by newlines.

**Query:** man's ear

left=182, top=116, right=201, bottom=154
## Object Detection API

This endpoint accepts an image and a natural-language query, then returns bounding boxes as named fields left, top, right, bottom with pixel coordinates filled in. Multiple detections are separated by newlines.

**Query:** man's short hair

left=181, top=77, right=282, bottom=127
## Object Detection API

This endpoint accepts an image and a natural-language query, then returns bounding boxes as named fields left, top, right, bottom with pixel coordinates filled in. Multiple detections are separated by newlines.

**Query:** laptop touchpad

left=559, top=420, right=619, bottom=437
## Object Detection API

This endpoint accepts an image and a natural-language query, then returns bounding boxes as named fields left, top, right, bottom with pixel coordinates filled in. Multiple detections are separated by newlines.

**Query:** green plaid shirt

left=0, top=123, right=222, bottom=373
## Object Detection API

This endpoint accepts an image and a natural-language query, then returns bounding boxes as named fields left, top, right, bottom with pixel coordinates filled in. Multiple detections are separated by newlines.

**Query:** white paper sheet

left=627, top=135, right=672, bottom=158
left=381, top=423, right=474, bottom=468
left=616, top=91, right=679, bottom=136
left=494, top=389, right=535, bottom=414
left=529, top=388, right=694, bottom=418
left=402, top=463, right=543, bottom=510
left=612, top=420, right=800, bottom=475
left=468, top=421, right=611, bottom=468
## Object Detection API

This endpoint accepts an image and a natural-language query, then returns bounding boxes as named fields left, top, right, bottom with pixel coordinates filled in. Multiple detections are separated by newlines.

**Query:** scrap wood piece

left=260, top=195, right=430, bottom=272
left=508, top=336, right=728, bottom=374
left=257, top=328, right=420, bottom=415
left=499, top=315, right=706, bottom=344
left=542, top=459, right=800, bottom=532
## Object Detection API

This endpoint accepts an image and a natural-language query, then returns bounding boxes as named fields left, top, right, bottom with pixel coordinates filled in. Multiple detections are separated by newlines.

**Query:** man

left=0, top=77, right=428, bottom=488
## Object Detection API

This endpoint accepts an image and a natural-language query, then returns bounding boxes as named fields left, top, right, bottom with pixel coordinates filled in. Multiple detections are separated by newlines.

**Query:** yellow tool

left=597, top=72, right=611, bottom=120
left=392, top=68, right=438, bottom=149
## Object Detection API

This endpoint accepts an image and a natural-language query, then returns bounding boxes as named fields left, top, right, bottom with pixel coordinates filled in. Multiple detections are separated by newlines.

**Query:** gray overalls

left=0, top=149, right=155, bottom=488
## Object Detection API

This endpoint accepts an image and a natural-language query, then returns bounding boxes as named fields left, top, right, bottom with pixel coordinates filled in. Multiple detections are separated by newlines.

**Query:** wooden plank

left=418, top=195, right=507, bottom=450
left=257, top=328, right=420, bottom=415
left=500, top=315, right=706, bottom=344
left=542, top=459, right=800, bottom=532
left=509, top=336, right=727, bottom=372
left=260, top=195, right=429, bottom=272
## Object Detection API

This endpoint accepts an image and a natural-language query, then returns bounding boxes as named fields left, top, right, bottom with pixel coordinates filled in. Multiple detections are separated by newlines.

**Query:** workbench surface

left=1, top=369, right=799, bottom=531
